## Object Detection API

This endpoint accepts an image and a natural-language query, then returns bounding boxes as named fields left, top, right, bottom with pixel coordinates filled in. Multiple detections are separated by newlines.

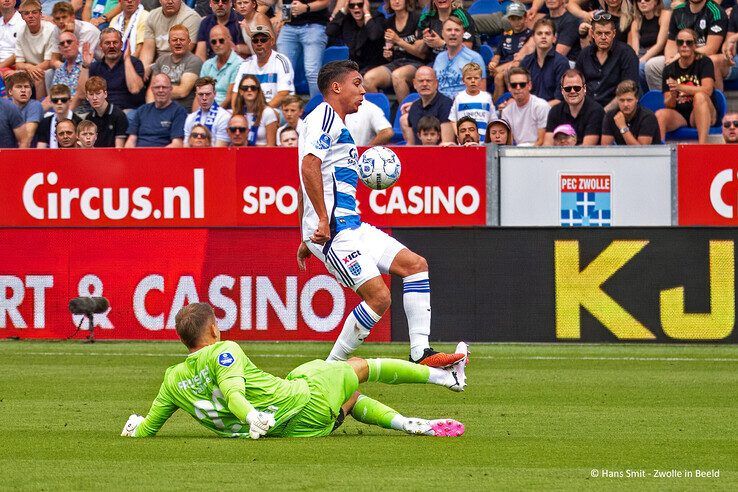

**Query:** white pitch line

left=3, top=351, right=738, bottom=362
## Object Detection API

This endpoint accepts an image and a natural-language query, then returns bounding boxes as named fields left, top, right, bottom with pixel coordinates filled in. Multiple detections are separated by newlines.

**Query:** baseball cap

left=553, top=124, right=577, bottom=137
left=505, top=2, right=526, bottom=19
left=250, top=25, right=273, bottom=39
left=488, top=118, right=511, bottom=132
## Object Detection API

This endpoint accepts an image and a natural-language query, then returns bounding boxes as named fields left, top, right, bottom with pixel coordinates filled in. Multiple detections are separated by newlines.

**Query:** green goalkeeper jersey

left=134, top=340, right=310, bottom=438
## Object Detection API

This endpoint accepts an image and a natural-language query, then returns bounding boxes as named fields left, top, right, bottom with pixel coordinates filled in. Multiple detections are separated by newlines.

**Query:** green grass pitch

left=0, top=341, right=736, bottom=490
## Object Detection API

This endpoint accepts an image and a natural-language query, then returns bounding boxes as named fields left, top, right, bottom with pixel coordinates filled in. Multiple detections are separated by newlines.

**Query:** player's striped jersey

left=298, top=102, right=361, bottom=242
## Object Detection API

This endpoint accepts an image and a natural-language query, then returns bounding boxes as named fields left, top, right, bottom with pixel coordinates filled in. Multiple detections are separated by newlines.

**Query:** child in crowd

left=77, top=120, right=98, bottom=148
left=279, top=126, right=298, bottom=147
left=417, top=115, right=442, bottom=145
left=277, top=94, right=305, bottom=142
left=449, top=62, right=497, bottom=144
left=488, top=2, right=532, bottom=102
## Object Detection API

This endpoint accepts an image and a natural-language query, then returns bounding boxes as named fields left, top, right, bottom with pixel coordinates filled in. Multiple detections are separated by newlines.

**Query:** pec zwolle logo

left=560, top=174, right=612, bottom=227
left=343, top=250, right=362, bottom=276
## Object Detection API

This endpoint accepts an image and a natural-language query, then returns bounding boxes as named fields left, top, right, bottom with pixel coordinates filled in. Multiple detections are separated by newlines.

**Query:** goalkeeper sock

left=403, top=272, right=431, bottom=361
left=366, top=358, right=451, bottom=387
left=327, top=302, right=381, bottom=362
left=351, top=394, right=407, bottom=431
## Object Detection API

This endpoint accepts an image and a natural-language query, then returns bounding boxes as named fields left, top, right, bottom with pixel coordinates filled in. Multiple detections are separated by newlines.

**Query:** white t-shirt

left=184, top=104, right=231, bottom=144
left=0, top=11, right=23, bottom=61
left=501, top=94, right=550, bottom=146
left=345, top=100, right=392, bottom=147
left=231, top=50, right=294, bottom=103
left=245, top=106, right=279, bottom=146
left=15, top=20, right=56, bottom=64
left=449, top=90, right=497, bottom=143
left=53, top=20, right=100, bottom=54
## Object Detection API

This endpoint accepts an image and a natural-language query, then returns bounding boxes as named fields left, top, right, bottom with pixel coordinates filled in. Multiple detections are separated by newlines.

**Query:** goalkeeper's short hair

left=175, top=302, right=216, bottom=348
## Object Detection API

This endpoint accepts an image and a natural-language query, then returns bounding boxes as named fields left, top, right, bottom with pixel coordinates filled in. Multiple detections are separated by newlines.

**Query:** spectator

left=402, top=65, right=454, bottom=144
left=195, top=0, right=246, bottom=61
left=362, top=0, right=426, bottom=106
left=49, top=30, right=87, bottom=111
left=200, top=25, right=242, bottom=107
left=275, top=0, right=329, bottom=97
left=187, top=123, right=213, bottom=146
left=84, top=75, right=130, bottom=148
left=140, top=0, right=202, bottom=79
left=232, top=24, right=294, bottom=108
left=50, top=2, right=100, bottom=55
left=226, top=113, right=248, bottom=146
left=576, top=10, right=639, bottom=111
left=418, top=0, right=477, bottom=56
left=485, top=117, right=512, bottom=145
left=455, top=115, right=481, bottom=146
left=125, top=73, right=187, bottom=147
left=232, top=73, right=279, bottom=145
left=552, top=123, right=577, bottom=145
left=37, top=84, right=82, bottom=148
left=601, top=78, right=660, bottom=144
left=488, top=2, right=531, bottom=102
left=520, top=17, right=570, bottom=104
left=184, top=76, right=230, bottom=146
left=345, top=99, right=393, bottom=145
left=82, top=0, right=122, bottom=28
left=449, top=62, right=496, bottom=143
left=628, top=0, right=669, bottom=90
left=54, top=118, right=77, bottom=148
left=655, top=27, right=716, bottom=144
left=722, top=112, right=738, bottom=143
left=148, top=24, right=203, bottom=109
left=109, top=0, right=150, bottom=58
left=88, top=28, right=146, bottom=111
left=571, top=0, right=634, bottom=43
left=235, top=0, right=271, bottom=57
left=15, top=0, right=56, bottom=98
left=276, top=93, right=303, bottom=142
left=0, top=97, right=28, bottom=148
left=500, top=66, right=550, bottom=145
left=547, top=0, right=583, bottom=63
left=434, top=16, right=486, bottom=100
left=644, top=0, right=726, bottom=91
left=76, top=119, right=98, bottom=148
left=544, top=68, right=604, bottom=145
left=417, top=115, right=442, bottom=145
left=326, top=0, right=384, bottom=73
left=7, top=71, right=43, bottom=144
left=712, top=5, right=738, bottom=90
left=278, top=125, right=298, bottom=146
left=0, top=0, right=23, bottom=73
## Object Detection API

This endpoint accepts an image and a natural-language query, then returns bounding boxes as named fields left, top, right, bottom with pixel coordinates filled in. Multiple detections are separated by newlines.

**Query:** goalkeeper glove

left=121, top=414, right=145, bottom=437
left=246, top=409, right=275, bottom=439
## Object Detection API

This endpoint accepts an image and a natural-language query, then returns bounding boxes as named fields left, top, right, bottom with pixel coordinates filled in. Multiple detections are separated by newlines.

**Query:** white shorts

left=307, top=223, right=406, bottom=291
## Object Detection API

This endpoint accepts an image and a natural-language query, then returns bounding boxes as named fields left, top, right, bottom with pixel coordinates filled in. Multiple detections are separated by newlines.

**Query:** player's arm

left=296, top=186, right=312, bottom=270
left=301, top=154, right=331, bottom=244
left=122, top=383, right=178, bottom=437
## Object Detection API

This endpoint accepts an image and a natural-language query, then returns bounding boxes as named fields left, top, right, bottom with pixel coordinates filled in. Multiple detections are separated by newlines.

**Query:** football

left=358, top=146, right=402, bottom=190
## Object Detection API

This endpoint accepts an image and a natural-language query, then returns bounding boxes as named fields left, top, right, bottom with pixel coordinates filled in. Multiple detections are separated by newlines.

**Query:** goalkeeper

left=122, top=302, right=468, bottom=439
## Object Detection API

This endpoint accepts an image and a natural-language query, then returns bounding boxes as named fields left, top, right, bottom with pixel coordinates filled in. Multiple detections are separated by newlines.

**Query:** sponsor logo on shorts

left=342, top=251, right=361, bottom=263
left=218, top=352, right=235, bottom=367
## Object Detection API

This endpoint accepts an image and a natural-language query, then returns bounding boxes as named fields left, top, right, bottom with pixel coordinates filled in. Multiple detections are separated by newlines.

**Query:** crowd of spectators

left=3, top=0, right=738, bottom=149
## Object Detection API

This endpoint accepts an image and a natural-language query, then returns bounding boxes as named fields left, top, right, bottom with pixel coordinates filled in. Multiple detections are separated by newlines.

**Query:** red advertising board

left=678, top=144, right=738, bottom=225
left=0, top=147, right=487, bottom=227
left=0, top=228, right=390, bottom=341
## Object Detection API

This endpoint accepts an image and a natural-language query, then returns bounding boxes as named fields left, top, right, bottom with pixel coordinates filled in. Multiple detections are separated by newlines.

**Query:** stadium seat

left=302, top=94, right=324, bottom=118
left=496, top=92, right=512, bottom=107
left=377, top=3, right=389, bottom=17
left=364, top=92, right=392, bottom=121
left=639, top=89, right=727, bottom=139
left=468, top=0, right=512, bottom=15
left=322, top=46, right=349, bottom=65
left=480, top=44, right=494, bottom=66
left=293, top=46, right=351, bottom=95
left=392, top=92, right=420, bottom=144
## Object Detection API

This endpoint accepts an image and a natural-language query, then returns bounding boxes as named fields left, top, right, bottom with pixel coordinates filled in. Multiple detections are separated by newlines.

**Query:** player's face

left=56, top=122, right=77, bottom=148
left=562, top=76, right=585, bottom=106
left=419, top=129, right=440, bottom=145
left=534, top=26, right=554, bottom=50
left=487, top=123, right=509, bottom=144
left=462, top=71, right=481, bottom=93
left=722, top=116, right=738, bottom=143
left=340, top=71, right=365, bottom=114
left=281, top=102, right=303, bottom=125
left=280, top=129, right=298, bottom=147
left=617, top=92, right=637, bottom=117
left=78, top=129, right=97, bottom=148
left=458, top=121, right=479, bottom=144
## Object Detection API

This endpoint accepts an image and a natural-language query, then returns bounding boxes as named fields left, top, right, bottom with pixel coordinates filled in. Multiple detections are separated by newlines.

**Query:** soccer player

left=121, top=303, right=468, bottom=439
left=296, top=60, right=465, bottom=367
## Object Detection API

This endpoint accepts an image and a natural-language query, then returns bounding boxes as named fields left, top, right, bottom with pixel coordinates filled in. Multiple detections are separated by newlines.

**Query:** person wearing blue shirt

left=432, top=16, right=486, bottom=100
left=519, top=18, right=570, bottom=103
left=125, top=73, right=187, bottom=147
left=0, top=98, right=28, bottom=148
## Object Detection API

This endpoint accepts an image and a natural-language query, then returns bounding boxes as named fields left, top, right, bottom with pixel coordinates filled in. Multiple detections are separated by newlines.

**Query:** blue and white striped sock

left=403, top=272, right=431, bottom=361
left=327, top=301, right=381, bottom=361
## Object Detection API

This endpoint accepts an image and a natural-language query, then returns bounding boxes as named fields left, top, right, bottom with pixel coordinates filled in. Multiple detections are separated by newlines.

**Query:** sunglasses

left=210, top=38, right=227, bottom=45
left=228, top=126, right=248, bottom=133
left=240, top=85, right=258, bottom=91
left=191, top=132, right=209, bottom=139
left=212, top=0, right=230, bottom=4
left=59, top=39, right=75, bottom=46
left=252, top=35, right=269, bottom=44
left=562, top=85, right=583, bottom=93
left=592, top=10, right=612, bottom=21
left=723, top=120, right=738, bottom=128
left=348, top=2, right=363, bottom=7
left=509, top=81, right=527, bottom=89
left=676, top=39, right=695, bottom=46
left=51, top=96, right=70, bottom=103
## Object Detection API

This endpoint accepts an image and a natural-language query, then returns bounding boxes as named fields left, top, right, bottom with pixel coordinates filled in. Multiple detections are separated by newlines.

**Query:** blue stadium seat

left=495, top=92, right=512, bottom=107
left=292, top=46, right=351, bottom=95
left=364, top=92, right=391, bottom=121
left=322, top=45, right=349, bottom=65
left=639, top=89, right=727, bottom=139
left=392, top=93, right=420, bottom=144
left=377, top=3, right=390, bottom=17
left=468, top=0, right=511, bottom=15
left=480, top=44, right=494, bottom=66
left=302, top=94, right=324, bottom=118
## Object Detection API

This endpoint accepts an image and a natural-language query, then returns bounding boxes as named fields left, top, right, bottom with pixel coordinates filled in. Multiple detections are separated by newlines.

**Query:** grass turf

left=0, top=341, right=736, bottom=490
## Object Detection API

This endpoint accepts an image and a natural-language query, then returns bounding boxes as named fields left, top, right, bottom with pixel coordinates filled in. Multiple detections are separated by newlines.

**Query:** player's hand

left=247, top=410, right=275, bottom=439
left=121, top=414, right=144, bottom=437
left=297, top=241, right=312, bottom=271
left=310, top=219, right=331, bottom=245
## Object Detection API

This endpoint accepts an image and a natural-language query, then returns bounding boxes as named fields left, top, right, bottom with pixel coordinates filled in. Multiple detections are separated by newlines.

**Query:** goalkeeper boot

left=403, top=418, right=465, bottom=437
left=411, top=346, right=466, bottom=368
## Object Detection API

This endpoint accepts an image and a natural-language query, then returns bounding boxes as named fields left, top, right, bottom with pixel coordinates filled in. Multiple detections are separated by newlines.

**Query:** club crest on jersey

left=218, top=352, right=235, bottom=367
left=315, top=133, right=331, bottom=150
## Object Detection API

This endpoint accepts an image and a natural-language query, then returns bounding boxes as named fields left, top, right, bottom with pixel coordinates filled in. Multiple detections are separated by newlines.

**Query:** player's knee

left=405, top=254, right=428, bottom=274
left=368, top=287, right=391, bottom=313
